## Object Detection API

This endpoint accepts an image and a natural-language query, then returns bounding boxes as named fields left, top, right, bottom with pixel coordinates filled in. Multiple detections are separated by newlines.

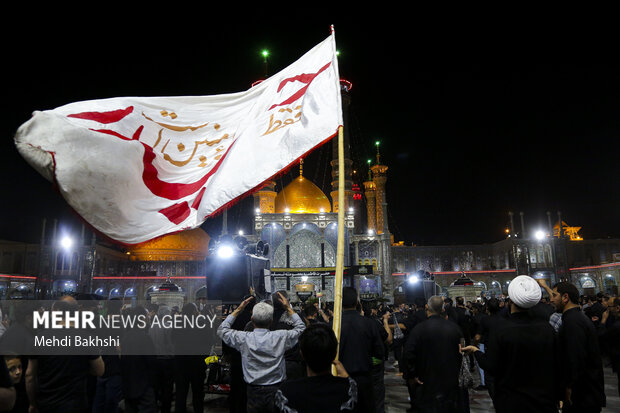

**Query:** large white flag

left=15, top=33, right=342, bottom=245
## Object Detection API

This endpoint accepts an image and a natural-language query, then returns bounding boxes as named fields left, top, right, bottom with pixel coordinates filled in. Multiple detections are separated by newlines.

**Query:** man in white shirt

left=217, top=292, right=305, bottom=413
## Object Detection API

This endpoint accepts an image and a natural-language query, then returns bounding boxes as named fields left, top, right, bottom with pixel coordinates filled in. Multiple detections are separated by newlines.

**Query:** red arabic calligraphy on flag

left=14, top=34, right=342, bottom=245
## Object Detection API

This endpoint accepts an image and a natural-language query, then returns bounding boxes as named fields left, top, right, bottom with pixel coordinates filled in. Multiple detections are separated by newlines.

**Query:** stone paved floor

left=383, top=358, right=620, bottom=413
left=200, top=359, right=620, bottom=412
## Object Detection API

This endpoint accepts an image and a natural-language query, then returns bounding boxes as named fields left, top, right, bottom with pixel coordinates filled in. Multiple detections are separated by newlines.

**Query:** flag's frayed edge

left=59, top=126, right=342, bottom=249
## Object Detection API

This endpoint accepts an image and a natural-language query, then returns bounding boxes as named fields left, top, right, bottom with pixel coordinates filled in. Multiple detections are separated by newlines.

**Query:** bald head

left=427, top=296, right=444, bottom=315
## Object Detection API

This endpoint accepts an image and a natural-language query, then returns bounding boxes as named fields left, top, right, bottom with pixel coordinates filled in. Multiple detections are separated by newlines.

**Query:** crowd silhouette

left=0, top=277, right=617, bottom=413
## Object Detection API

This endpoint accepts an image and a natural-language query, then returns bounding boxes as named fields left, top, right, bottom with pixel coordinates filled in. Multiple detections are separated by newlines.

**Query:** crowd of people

left=218, top=279, right=620, bottom=413
left=0, top=277, right=617, bottom=413
left=0, top=297, right=218, bottom=413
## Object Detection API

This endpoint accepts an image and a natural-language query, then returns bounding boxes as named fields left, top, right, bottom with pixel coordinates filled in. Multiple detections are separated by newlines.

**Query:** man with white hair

left=218, top=293, right=305, bottom=413
left=463, top=275, right=561, bottom=413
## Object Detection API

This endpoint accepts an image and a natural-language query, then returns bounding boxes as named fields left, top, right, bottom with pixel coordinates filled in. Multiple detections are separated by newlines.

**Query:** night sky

left=2, top=16, right=619, bottom=247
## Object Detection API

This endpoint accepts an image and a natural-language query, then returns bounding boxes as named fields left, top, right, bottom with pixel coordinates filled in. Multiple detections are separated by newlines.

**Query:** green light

left=375, top=141, right=380, bottom=146
left=261, top=50, right=270, bottom=58
left=367, top=159, right=371, bottom=164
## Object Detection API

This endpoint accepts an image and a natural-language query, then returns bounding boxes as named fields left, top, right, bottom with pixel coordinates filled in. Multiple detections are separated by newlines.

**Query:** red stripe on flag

left=191, top=187, right=206, bottom=210
left=159, top=202, right=191, bottom=225
left=140, top=138, right=235, bottom=200
left=68, top=106, right=134, bottom=124
left=268, top=62, right=332, bottom=110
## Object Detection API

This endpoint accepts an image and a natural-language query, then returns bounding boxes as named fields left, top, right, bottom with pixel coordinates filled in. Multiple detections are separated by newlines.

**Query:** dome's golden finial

left=299, top=158, right=304, bottom=176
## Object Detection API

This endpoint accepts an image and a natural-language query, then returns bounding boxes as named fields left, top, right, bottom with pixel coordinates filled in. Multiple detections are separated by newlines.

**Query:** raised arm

left=217, top=296, right=254, bottom=350
left=276, top=292, right=306, bottom=348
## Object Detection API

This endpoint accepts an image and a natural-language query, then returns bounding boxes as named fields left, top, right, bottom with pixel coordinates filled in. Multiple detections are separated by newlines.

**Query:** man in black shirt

left=551, top=281, right=606, bottom=413
left=275, top=323, right=357, bottom=412
left=474, top=297, right=507, bottom=405
left=339, top=288, right=384, bottom=413
left=403, top=295, right=464, bottom=413
left=401, top=297, right=427, bottom=412
left=26, top=299, right=105, bottom=413
left=601, top=297, right=620, bottom=397
left=463, top=275, right=560, bottom=413
left=362, top=302, right=392, bottom=413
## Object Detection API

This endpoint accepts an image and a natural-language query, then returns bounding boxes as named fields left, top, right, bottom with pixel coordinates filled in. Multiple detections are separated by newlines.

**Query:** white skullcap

left=508, top=275, right=541, bottom=309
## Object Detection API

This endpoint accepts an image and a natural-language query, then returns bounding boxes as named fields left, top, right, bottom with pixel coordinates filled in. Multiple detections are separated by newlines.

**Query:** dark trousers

left=93, top=375, right=123, bottom=413
left=392, top=338, right=405, bottom=372
left=124, top=387, right=158, bottom=413
left=350, top=372, right=376, bottom=413
left=229, top=357, right=247, bottom=413
left=152, top=358, right=174, bottom=413
left=562, top=407, right=602, bottom=413
left=459, top=388, right=470, bottom=413
left=174, top=360, right=206, bottom=413
left=485, top=373, right=497, bottom=409
left=370, top=362, right=385, bottom=413
left=246, top=383, right=280, bottom=413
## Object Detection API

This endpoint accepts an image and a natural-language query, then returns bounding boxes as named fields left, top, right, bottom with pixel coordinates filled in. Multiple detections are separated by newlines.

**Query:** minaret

left=330, top=80, right=354, bottom=212
left=363, top=160, right=377, bottom=233
left=253, top=180, right=277, bottom=213
left=371, top=142, right=389, bottom=234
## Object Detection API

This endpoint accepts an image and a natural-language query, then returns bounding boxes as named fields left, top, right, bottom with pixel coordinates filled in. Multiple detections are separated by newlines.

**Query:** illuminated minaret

left=330, top=80, right=354, bottom=212
left=363, top=160, right=377, bottom=233
left=253, top=180, right=277, bottom=213
left=371, top=141, right=389, bottom=234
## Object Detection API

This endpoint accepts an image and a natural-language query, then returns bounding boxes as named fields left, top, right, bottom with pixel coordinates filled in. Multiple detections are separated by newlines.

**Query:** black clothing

left=152, top=358, right=174, bottom=413
left=406, top=309, right=427, bottom=331
left=403, top=315, right=464, bottom=413
left=473, top=311, right=560, bottom=413
left=339, top=310, right=384, bottom=413
left=0, top=360, right=21, bottom=413
left=559, top=307, right=605, bottom=411
left=477, top=313, right=508, bottom=347
left=272, top=311, right=305, bottom=381
left=339, top=310, right=384, bottom=375
left=589, top=302, right=605, bottom=319
left=174, top=356, right=206, bottom=413
left=601, top=318, right=620, bottom=397
left=29, top=355, right=99, bottom=413
left=247, top=383, right=280, bottom=413
left=472, top=311, right=486, bottom=337
left=124, top=387, right=157, bottom=413
left=120, top=330, right=156, bottom=400
left=528, top=302, right=554, bottom=322
left=10, top=380, right=28, bottom=413
left=454, top=306, right=473, bottom=341
left=602, top=318, right=620, bottom=371
left=443, top=305, right=458, bottom=324
left=348, top=373, right=374, bottom=413
left=370, top=362, right=385, bottom=413
left=475, top=311, right=507, bottom=407
left=223, top=307, right=252, bottom=413
left=275, top=375, right=358, bottom=412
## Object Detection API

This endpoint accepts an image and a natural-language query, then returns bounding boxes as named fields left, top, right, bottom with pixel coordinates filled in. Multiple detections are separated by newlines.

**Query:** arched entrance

left=578, top=276, right=597, bottom=297
left=604, top=274, right=618, bottom=295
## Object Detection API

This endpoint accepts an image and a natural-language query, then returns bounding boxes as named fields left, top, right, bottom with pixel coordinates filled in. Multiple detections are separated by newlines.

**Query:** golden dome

left=274, top=174, right=332, bottom=214
left=128, top=227, right=211, bottom=261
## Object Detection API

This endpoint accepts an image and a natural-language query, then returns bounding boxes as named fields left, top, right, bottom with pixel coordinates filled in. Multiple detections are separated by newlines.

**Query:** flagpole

left=332, top=124, right=345, bottom=366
